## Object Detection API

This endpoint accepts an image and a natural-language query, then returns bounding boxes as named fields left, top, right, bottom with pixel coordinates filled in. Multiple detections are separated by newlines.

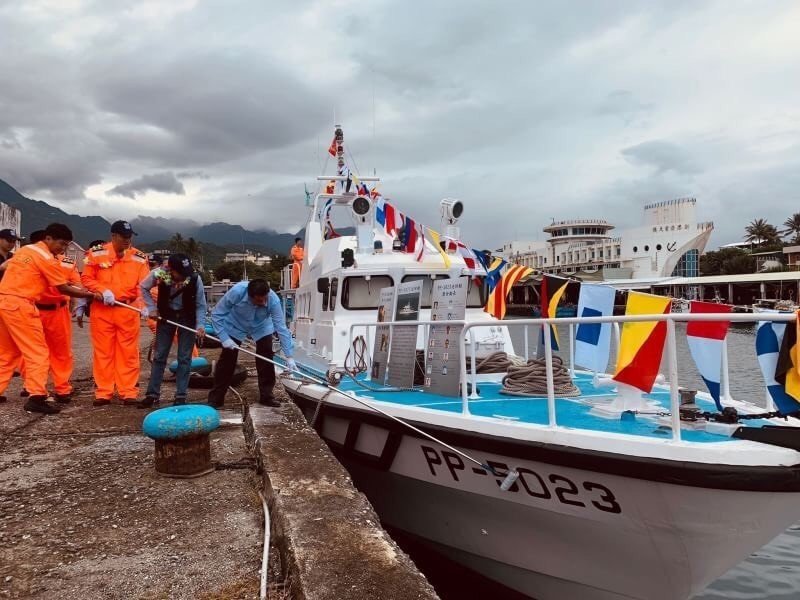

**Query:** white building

left=501, top=198, right=713, bottom=279
left=223, top=250, right=272, bottom=266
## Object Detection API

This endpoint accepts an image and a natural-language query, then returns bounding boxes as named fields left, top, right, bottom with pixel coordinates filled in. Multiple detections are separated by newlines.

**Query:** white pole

left=543, top=322, right=557, bottom=427
left=666, top=319, right=682, bottom=442
left=459, top=326, right=470, bottom=415
left=469, top=330, right=479, bottom=399
left=523, top=326, right=529, bottom=361
left=720, top=336, right=732, bottom=403
left=568, top=322, right=575, bottom=379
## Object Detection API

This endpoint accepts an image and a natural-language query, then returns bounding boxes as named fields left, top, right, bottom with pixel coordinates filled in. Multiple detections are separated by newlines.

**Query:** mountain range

left=0, top=179, right=298, bottom=255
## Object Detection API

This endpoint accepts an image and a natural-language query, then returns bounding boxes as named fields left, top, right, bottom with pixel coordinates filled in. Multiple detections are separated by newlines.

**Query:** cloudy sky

left=1, top=0, right=799, bottom=248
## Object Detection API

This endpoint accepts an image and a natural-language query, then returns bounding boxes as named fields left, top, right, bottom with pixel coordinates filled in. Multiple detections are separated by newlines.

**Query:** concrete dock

left=0, top=323, right=438, bottom=600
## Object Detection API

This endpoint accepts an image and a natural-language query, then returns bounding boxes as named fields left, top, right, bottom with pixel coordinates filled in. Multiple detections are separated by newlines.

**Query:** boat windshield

left=341, top=275, right=393, bottom=309
left=400, top=274, right=486, bottom=308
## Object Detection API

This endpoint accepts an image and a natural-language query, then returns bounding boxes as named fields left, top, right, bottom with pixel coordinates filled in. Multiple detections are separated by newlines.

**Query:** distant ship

left=502, top=198, right=713, bottom=280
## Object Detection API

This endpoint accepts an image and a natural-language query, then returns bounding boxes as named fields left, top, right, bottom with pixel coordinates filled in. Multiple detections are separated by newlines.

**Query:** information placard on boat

left=387, top=280, right=423, bottom=388
left=426, top=279, right=467, bottom=396
left=370, top=286, right=395, bottom=384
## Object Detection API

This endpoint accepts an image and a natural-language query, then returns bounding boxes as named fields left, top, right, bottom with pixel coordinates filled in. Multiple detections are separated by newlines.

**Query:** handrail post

left=613, top=322, right=621, bottom=363
left=568, top=323, right=575, bottom=379
left=720, top=336, right=731, bottom=403
left=542, top=321, right=557, bottom=427
left=469, top=329, right=479, bottom=399
left=523, top=326, right=529, bottom=361
left=365, top=324, right=373, bottom=380
left=666, top=318, right=681, bottom=442
left=460, top=324, right=471, bottom=415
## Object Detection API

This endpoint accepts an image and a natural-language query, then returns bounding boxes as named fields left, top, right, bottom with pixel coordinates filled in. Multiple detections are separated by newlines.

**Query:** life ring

left=187, top=364, right=248, bottom=389
left=168, top=356, right=212, bottom=376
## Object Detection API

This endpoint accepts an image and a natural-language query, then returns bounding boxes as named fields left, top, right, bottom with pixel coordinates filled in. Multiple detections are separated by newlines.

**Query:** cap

left=110, top=220, right=137, bottom=237
left=167, top=253, right=193, bottom=277
left=0, top=229, right=23, bottom=242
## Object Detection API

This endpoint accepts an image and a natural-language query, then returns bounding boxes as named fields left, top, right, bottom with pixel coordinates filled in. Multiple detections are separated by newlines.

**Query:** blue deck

left=326, top=370, right=759, bottom=443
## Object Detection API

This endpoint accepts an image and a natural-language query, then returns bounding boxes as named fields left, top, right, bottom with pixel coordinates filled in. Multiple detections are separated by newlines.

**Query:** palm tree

left=168, top=232, right=188, bottom=254
left=744, top=219, right=779, bottom=246
left=783, top=213, right=800, bottom=244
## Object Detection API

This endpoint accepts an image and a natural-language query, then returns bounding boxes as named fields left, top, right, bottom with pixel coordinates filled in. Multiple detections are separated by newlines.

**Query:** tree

left=168, top=232, right=187, bottom=254
left=783, top=213, right=800, bottom=244
left=700, top=247, right=755, bottom=275
left=744, top=218, right=780, bottom=246
left=213, top=261, right=244, bottom=281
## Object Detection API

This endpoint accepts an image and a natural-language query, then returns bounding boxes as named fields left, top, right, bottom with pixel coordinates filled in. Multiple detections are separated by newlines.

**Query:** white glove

left=286, top=358, right=298, bottom=372
left=73, top=304, right=86, bottom=318
left=222, top=338, right=239, bottom=350
left=140, top=307, right=150, bottom=320
left=102, top=290, right=115, bottom=306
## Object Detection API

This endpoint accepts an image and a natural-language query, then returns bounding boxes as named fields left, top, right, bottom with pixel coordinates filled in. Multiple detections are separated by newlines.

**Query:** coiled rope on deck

left=467, top=351, right=527, bottom=374
left=500, top=355, right=580, bottom=397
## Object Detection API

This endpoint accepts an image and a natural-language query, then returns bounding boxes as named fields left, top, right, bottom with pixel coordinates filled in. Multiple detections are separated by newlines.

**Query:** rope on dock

left=500, top=355, right=580, bottom=397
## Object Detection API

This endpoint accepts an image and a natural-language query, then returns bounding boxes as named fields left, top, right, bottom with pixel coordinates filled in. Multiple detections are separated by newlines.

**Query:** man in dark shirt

left=0, top=229, right=23, bottom=280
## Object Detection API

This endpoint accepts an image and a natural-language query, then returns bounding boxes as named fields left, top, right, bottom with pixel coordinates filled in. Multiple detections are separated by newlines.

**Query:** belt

left=36, top=301, right=67, bottom=311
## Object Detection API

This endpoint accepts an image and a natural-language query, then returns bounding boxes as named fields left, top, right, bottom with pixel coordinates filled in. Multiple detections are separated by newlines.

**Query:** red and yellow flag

left=485, top=264, right=533, bottom=319
left=613, top=291, right=671, bottom=392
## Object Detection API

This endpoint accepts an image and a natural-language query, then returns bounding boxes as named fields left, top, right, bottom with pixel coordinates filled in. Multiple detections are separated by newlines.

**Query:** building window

left=671, top=249, right=699, bottom=277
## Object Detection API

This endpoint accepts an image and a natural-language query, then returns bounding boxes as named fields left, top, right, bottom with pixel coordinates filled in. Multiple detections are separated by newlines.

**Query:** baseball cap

left=0, top=229, right=23, bottom=242
left=110, top=220, right=137, bottom=237
left=168, top=253, right=193, bottom=277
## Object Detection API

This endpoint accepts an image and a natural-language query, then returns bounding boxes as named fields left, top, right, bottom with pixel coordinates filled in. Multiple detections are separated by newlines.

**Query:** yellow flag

left=426, top=228, right=451, bottom=268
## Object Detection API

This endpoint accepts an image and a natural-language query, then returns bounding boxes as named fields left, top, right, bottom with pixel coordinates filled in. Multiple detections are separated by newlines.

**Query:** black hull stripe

left=287, top=390, right=800, bottom=492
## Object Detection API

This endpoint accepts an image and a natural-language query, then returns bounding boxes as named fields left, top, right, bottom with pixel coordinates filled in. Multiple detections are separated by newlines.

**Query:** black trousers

left=207, top=335, right=275, bottom=406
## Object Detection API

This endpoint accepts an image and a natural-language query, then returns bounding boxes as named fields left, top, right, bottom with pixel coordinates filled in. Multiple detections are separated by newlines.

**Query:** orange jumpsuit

left=290, top=244, right=304, bottom=288
left=81, top=243, right=150, bottom=400
left=35, top=255, right=81, bottom=396
left=0, top=242, right=69, bottom=398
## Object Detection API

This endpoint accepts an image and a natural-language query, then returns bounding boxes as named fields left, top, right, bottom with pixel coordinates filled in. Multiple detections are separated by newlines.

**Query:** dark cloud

left=621, top=140, right=703, bottom=175
left=0, top=1, right=797, bottom=249
left=107, top=172, right=187, bottom=199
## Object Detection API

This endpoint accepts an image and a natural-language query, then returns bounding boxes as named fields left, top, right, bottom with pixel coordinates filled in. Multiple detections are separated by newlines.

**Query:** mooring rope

left=467, top=351, right=527, bottom=373
left=500, top=355, right=580, bottom=397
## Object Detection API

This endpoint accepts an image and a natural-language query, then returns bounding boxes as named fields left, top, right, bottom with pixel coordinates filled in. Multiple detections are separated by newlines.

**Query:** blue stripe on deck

left=331, top=371, right=751, bottom=443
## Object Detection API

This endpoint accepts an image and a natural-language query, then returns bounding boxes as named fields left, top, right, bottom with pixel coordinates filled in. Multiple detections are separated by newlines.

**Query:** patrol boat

left=276, top=128, right=800, bottom=600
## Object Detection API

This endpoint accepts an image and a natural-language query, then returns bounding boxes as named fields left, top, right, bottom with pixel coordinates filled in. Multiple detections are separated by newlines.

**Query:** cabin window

left=656, top=244, right=662, bottom=251
left=644, top=245, right=650, bottom=252
left=401, top=274, right=450, bottom=308
left=317, top=277, right=330, bottom=309
left=329, top=277, right=338, bottom=311
left=341, top=276, right=394, bottom=309
left=633, top=246, right=638, bottom=253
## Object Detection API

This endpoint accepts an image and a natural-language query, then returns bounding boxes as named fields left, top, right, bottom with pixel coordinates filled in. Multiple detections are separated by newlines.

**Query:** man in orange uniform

left=0, top=223, right=99, bottom=414
left=290, top=237, right=304, bottom=288
left=25, top=230, right=82, bottom=402
left=81, top=221, right=150, bottom=406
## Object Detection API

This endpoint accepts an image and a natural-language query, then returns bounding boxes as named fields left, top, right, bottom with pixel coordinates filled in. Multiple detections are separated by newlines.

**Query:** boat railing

left=347, top=312, right=796, bottom=443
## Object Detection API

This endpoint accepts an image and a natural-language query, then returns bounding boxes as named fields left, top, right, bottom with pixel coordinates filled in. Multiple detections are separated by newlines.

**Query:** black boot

left=24, top=396, right=61, bottom=415
left=54, top=394, right=72, bottom=404
left=137, top=396, right=158, bottom=409
left=20, top=389, right=30, bottom=398
left=0, top=395, right=6, bottom=403
left=172, top=397, right=186, bottom=406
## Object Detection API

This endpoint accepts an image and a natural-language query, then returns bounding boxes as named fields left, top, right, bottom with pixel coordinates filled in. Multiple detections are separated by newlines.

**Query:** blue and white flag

left=574, top=283, right=616, bottom=373
left=755, top=316, right=800, bottom=413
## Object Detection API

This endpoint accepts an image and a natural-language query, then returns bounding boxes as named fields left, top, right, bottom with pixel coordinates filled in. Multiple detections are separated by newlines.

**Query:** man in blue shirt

left=208, top=278, right=295, bottom=408
left=138, top=253, right=208, bottom=408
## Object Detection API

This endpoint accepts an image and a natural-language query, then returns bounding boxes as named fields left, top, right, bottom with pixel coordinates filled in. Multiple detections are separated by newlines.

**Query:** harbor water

left=399, top=322, right=800, bottom=599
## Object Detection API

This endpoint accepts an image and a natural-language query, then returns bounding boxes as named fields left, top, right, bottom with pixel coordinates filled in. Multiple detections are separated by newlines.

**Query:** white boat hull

left=286, top=389, right=800, bottom=600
